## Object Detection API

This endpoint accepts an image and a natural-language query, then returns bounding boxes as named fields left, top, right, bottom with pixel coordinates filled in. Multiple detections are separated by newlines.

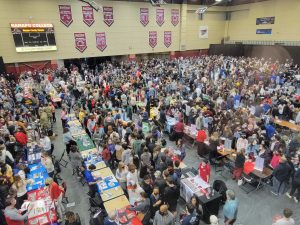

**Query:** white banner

left=199, top=25, right=208, bottom=39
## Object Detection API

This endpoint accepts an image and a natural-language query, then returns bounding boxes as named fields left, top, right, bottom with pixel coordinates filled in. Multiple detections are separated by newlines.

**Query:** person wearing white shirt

left=40, top=134, right=52, bottom=153
left=236, top=135, right=248, bottom=153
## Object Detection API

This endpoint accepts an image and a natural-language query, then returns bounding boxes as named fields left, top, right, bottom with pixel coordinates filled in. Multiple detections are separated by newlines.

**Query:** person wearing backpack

left=181, top=203, right=201, bottom=225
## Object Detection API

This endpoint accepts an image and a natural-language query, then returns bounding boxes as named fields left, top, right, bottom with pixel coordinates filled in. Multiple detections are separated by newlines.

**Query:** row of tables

left=67, top=114, right=142, bottom=225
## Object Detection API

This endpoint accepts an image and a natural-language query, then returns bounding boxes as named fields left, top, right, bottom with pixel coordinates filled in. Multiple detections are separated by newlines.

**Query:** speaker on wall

left=0, top=57, right=5, bottom=74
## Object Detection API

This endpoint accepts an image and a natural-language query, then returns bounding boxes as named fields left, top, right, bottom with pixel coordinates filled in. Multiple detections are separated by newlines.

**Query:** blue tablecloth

left=26, top=163, right=49, bottom=191
left=96, top=175, right=119, bottom=193
left=84, top=154, right=103, bottom=167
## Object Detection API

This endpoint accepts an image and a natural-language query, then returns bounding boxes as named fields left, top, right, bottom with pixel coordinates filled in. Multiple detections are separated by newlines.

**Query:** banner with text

left=140, top=8, right=149, bottom=27
left=103, top=7, right=114, bottom=27
left=82, top=6, right=95, bottom=27
left=171, top=9, right=179, bottom=26
left=256, top=17, right=275, bottom=25
left=156, top=8, right=164, bottom=26
left=164, top=31, right=172, bottom=48
left=96, top=32, right=107, bottom=51
left=149, top=31, right=157, bottom=48
left=74, top=33, right=87, bottom=52
left=256, top=29, right=272, bottom=34
left=199, top=25, right=208, bottom=39
left=59, top=5, right=73, bottom=27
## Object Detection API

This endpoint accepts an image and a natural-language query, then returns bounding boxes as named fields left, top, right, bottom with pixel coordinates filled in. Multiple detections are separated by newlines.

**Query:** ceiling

left=109, top=0, right=271, bottom=5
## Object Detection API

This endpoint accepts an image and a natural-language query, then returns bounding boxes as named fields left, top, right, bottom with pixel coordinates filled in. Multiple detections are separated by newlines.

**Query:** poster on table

left=58, top=5, right=73, bottom=27
left=140, top=8, right=149, bottom=26
left=103, top=6, right=114, bottom=27
left=74, top=33, right=87, bottom=52
left=82, top=5, right=95, bottom=27
left=256, top=29, right=272, bottom=34
left=156, top=8, right=164, bottom=26
left=256, top=16, right=275, bottom=25
left=96, top=32, right=107, bottom=51
left=149, top=31, right=157, bottom=48
left=199, top=25, right=208, bottom=39
left=171, top=9, right=179, bottom=26
left=164, top=31, right=172, bottom=48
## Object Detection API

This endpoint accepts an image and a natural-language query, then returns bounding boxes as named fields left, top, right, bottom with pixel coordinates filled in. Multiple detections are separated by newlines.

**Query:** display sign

left=82, top=6, right=95, bottom=27
left=103, top=6, right=114, bottom=27
left=59, top=5, right=73, bottom=27
left=140, top=8, right=149, bottom=27
left=256, top=29, right=272, bottom=34
left=74, top=33, right=87, bottom=52
left=11, top=23, right=57, bottom=52
left=149, top=31, right=157, bottom=48
left=199, top=25, right=208, bottom=39
left=256, top=17, right=275, bottom=25
left=156, top=8, right=164, bottom=26
left=171, top=9, right=179, bottom=26
left=164, top=31, right=172, bottom=48
left=96, top=32, right=107, bottom=51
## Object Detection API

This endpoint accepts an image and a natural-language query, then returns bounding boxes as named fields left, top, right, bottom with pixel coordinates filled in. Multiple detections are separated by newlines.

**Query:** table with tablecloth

left=180, top=176, right=210, bottom=202
left=67, top=120, right=86, bottom=136
left=83, top=151, right=106, bottom=171
left=74, top=133, right=95, bottom=152
left=26, top=163, right=49, bottom=192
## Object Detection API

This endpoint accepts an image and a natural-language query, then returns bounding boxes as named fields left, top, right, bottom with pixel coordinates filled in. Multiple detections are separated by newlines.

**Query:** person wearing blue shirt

left=82, top=164, right=97, bottom=197
left=223, top=190, right=238, bottom=225
left=104, top=211, right=118, bottom=225
left=265, top=123, right=276, bottom=140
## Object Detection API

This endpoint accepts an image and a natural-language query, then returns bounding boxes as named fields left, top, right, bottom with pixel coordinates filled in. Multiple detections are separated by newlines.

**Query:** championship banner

left=82, top=6, right=95, bottom=27
left=149, top=31, right=157, bottom=48
left=256, top=29, right=272, bottom=34
left=59, top=5, right=73, bottom=27
left=171, top=9, right=179, bottom=26
left=140, top=8, right=149, bottom=27
left=74, top=33, right=87, bottom=52
left=96, top=32, right=107, bottom=51
left=256, top=17, right=275, bottom=25
left=156, top=8, right=164, bottom=26
left=164, top=31, right=172, bottom=48
left=103, top=7, right=114, bottom=27
left=199, top=25, right=208, bottom=39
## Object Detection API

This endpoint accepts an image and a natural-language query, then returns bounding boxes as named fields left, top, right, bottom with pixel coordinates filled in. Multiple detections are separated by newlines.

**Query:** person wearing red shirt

left=198, top=159, right=211, bottom=183
left=14, top=128, right=28, bottom=146
left=196, top=129, right=207, bottom=143
left=45, top=178, right=64, bottom=221
left=172, top=119, right=184, bottom=142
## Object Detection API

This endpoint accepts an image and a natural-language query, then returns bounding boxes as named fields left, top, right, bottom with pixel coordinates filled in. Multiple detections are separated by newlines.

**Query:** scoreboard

left=11, top=23, right=57, bottom=52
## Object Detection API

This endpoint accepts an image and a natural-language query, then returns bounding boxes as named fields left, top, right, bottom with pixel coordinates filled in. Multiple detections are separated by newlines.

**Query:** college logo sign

left=164, top=31, right=172, bottom=48
left=171, top=9, right=179, bottom=26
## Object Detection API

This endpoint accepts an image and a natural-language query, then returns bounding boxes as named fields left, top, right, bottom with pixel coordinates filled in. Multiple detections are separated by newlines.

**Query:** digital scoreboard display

left=11, top=23, right=57, bottom=52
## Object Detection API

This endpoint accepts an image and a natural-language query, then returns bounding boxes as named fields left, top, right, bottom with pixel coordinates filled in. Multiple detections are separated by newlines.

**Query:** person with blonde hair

left=11, top=175, right=30, bottom=209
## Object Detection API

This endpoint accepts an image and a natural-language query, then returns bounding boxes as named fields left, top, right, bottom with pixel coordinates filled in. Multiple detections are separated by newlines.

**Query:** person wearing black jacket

left=163, top=177, right=180, bottom=215
left=271, top=157, right=292, bottom=196
left=232, top=149, right=246, bottom=181
left=286, top=163, right=300, bottom=203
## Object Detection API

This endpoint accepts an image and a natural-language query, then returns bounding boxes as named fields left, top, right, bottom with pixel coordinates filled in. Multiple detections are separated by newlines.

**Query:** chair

left=239, top=173, right=257, bottom=194
left=58, top=148, right=69, bottom=168
left=89, top=195, right=104, bottom=214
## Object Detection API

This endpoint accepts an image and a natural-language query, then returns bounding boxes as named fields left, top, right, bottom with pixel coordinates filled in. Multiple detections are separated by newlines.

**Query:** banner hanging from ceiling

left=96, top=32, right=107, bottom=51
left=82, top=6, right=95, bottom=27
left=171, top=9, right=179, bottom=26
left=149, top=31, right=157, bottom=48
left=74, top=33, right=87, bottom=52
left=103, top=6, right=114, bottom=27
left=164, top=31, right=172, bottom=48
left=140, top=8, right=149, bottom=27
left=199, top=25, right=208, bottom=39
left=156, top=8, right=164, bottom=26
left=59, top=5, right=73, bottom=27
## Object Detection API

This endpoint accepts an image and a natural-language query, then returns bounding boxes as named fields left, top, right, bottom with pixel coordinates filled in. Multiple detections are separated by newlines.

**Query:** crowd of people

left=0, top=55, right=299, bottom=225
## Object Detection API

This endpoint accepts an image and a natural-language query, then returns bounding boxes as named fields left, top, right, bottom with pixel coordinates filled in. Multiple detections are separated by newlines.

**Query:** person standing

left=198, top=159, right=211, bottom=183
left=223, top=190, right=238, bottom=225
left=163, top=177, right=180, bottom=215
left=286, top=163, right=300, bottom=203
left=153, top=204, right=175, bottom=225
left=4, top=197, right=33, bottom=225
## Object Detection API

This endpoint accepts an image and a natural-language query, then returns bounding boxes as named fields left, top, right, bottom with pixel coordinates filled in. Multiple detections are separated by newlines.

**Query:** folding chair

left=239, top=173, right=257, bottom=194
left=58, top=148, right=69, bottom=168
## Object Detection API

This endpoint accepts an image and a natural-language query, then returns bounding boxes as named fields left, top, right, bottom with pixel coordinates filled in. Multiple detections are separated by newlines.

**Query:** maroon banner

left=156, top=8, right=164, bottom=26
left=164, top=31, right=172, bottom=48
left=59, top=5, right=73, bottom=27
left=171, top=9, right=179, bottom=26
left=149, top=31, right=157, bottom=48
left=103, top=7, right=114, bottom=27
left=82, top=6, right=95, bottom=27
left=74, top=33, right=87, bottom=52
left=96, top=32, right=107, bottom=51
left=140, top=8, right=149, bottom=27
